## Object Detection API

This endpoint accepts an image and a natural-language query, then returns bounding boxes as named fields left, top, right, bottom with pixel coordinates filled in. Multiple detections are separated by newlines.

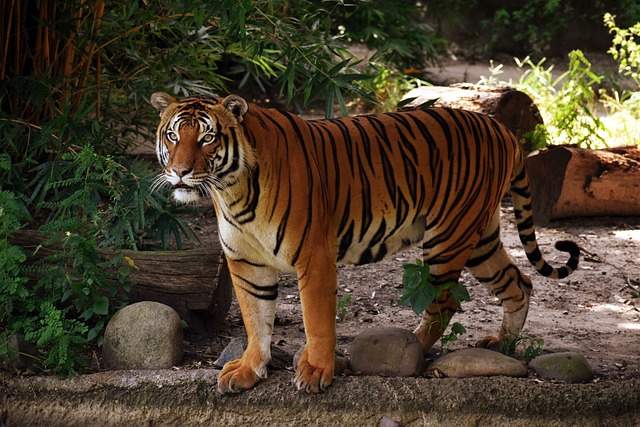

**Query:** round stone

left=103, top=301, right=183, bottom=370
left=428, top=348, right=529, bottom=378
left=528, top=352, right=594, bottom=383
left=349, top=327, right=426, bottom=377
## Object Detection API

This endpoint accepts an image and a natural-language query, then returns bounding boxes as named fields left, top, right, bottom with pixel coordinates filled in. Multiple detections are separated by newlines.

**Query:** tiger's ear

left=222, top=95, right=249, bottom=123
left=150, top=92, right=177, bottom=114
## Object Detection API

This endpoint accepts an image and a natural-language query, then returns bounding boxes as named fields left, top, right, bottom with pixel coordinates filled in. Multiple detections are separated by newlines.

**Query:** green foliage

left=484, top=0, right=569, bottom=56
left=322, top=0, right=443, bottom=68
left=440, top=322, right=467, bottom=353
left=401, top=260, right=470, bottom=316
left=400, top=259, right=471, bottom=352
left=479, top=50, right=607, bottom=149
left=499, top=335, right=545, bottom=363
left=0, top=183, right=132, bottom=375
left=605, top=13, right=640, bottom=86
left=480, top=12, right=640, bottom=149
left=0, top=191, right=30, bottom=318
left=35, top=146, right=196, bottom=251
left=365, top=65, right=431, bottom=112
left=336, top=294, right=352, bottom=323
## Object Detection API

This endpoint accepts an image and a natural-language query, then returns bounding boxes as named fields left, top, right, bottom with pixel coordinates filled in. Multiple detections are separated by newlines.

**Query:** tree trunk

left=10, top=230, right=232, bottom=332
left=401, top=84, right=543, bottom=153
left=526, top=145, right=640, bottom=223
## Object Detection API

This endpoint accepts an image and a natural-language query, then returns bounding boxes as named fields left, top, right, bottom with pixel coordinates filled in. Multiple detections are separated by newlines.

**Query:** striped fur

left=150, top=92, right=580, bottom=394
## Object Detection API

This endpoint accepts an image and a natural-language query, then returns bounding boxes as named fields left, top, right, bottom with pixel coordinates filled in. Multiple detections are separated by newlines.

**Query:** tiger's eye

left=202, top=134, right=215, bottom=144
left=166, top=131, right=179, bottom=143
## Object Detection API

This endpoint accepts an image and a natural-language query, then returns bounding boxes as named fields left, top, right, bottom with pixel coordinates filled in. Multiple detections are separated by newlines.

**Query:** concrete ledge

left=3, top=370, right=640, bottom=426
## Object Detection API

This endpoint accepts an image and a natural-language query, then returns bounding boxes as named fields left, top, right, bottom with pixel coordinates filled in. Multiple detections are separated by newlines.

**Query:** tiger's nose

left=172, top=166, right=193, bottom=177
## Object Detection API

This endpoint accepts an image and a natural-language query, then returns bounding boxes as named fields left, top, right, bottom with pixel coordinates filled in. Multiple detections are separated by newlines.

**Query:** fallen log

left=10, top=230, right=232, bottom=332
left=526, top=145, right=640, bottom=223
left=401, top=84, right=543, bottom=153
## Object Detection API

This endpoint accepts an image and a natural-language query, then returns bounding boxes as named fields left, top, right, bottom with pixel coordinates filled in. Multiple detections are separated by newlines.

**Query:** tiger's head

left=150, top=92, right=253, bottom=203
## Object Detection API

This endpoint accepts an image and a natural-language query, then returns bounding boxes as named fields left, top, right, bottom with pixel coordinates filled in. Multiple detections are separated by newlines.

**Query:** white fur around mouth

left=172, top=187, right=202, bottom=204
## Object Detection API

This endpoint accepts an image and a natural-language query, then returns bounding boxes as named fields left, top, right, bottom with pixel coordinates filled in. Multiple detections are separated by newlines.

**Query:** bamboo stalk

left=94, top=0, right=105, bottom=118
left=1, top=0, right=16, bottom=80
left=42, top=1, right=51, bottom=77
left=13, top=0, right=21, bottom=76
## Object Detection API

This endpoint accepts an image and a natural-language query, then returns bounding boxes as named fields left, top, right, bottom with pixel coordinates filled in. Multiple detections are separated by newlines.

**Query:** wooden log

left=401, top=84, right=543, bottom=153
left=526, top=145, right=640, bottom=223
left=10, top=230, right=232, bottom=332
left=122, top=246, right=232, bottom=332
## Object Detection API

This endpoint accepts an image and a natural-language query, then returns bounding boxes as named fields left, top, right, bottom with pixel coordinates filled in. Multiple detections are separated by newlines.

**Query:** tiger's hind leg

left=465, top=208, right=533, bottom=349
left=412, top=246, right=472, bottom=354
left=412, top=272, right=462, bottom=354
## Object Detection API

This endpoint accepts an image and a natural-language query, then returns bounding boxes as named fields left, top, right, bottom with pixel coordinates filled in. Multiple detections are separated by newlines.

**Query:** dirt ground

left=181, top=199, right=640, bottom=382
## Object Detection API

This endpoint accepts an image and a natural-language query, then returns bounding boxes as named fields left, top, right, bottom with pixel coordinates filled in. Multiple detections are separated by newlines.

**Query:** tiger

left=150, top=92, right=580, bottom=394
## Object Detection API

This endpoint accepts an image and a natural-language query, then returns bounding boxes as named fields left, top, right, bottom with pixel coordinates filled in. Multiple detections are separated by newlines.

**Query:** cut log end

left=526, top=145, right=640, bottom=223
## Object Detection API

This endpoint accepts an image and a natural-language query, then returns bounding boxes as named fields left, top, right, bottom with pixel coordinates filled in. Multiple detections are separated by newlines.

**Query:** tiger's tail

left=510, top=150, right=580, bottom=279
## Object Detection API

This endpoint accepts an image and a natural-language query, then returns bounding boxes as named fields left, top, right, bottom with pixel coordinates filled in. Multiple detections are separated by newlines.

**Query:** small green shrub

left=401, top=260, right=470, bottom=315
left=401, top=259, right=471, bottom=350
left=336, top=294, right=352, bottom=323
left=499, top=335, right=545, bottom=363
left=479, top=12, right=640, bottom=149
left=440, top=321, right=467, bottom=353
left=483, top=0, right=569, bottom=56
left=479, top=50, right=607, bottom=149
left=0, top=184, right=133, bottom=375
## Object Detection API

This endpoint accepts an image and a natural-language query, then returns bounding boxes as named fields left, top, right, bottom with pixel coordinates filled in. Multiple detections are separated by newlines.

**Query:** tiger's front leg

left=218, top=259, right=278, bottom=394
left=293, top=255, right=338, bottom=393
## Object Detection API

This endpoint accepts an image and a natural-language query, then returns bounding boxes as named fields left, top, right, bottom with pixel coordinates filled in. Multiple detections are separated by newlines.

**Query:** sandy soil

left=182, top=198, right=640, bottom=381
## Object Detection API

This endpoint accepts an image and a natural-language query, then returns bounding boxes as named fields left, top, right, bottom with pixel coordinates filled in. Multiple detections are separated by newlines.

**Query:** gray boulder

left=428, top=348, right=529, bottom=378
left=103, top=301, right=183, bottom=370
left=349, top=327, right=426, bottom=377
left=529, top=352, right=594, bottom=383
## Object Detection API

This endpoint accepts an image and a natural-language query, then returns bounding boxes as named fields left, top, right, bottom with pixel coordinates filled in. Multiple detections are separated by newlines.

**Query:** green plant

left=499, top=335, right=545, bottom=363
left=440, top=322, right=467, bottom=353
left=401, top=260, right=471, bottom=350
left=605, top=12, right=640, bottom=85
left=401, top=260, right=470, bottom=315
left=336, top=294, right=352, bottom=323
left=479, top=50, right=607, bottom=149
left=321, top=0, right=443, bottom=69
left=0, top=149, right=139, bottom=375
left=482, top=0, right=569, bottom=56
left=362, top=63, right=433, bottom=112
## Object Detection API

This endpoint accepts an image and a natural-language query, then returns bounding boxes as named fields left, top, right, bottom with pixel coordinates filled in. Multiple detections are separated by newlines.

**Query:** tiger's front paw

left=217, top=358, right=265, bottom=394
left=475, top=335, right=502, bottom=351
left=293, top=350, right=334, bottom=393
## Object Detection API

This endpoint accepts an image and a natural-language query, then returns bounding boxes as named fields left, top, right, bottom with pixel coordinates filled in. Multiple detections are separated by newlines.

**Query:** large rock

left=103, top=301, right=183, bottom=370
left=349, top=327, right=425, bottom=377
left=529, top=352, right=594, bottom=383
left=428, top=348, right=528, bottom=378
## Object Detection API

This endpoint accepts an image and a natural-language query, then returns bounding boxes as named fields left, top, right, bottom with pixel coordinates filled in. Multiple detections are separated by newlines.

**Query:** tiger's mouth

left=172, top=185, right=203, bottom=204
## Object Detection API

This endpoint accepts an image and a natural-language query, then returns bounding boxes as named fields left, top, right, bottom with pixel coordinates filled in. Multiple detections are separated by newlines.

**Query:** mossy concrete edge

left=3, top=370, right=639, bottom=426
